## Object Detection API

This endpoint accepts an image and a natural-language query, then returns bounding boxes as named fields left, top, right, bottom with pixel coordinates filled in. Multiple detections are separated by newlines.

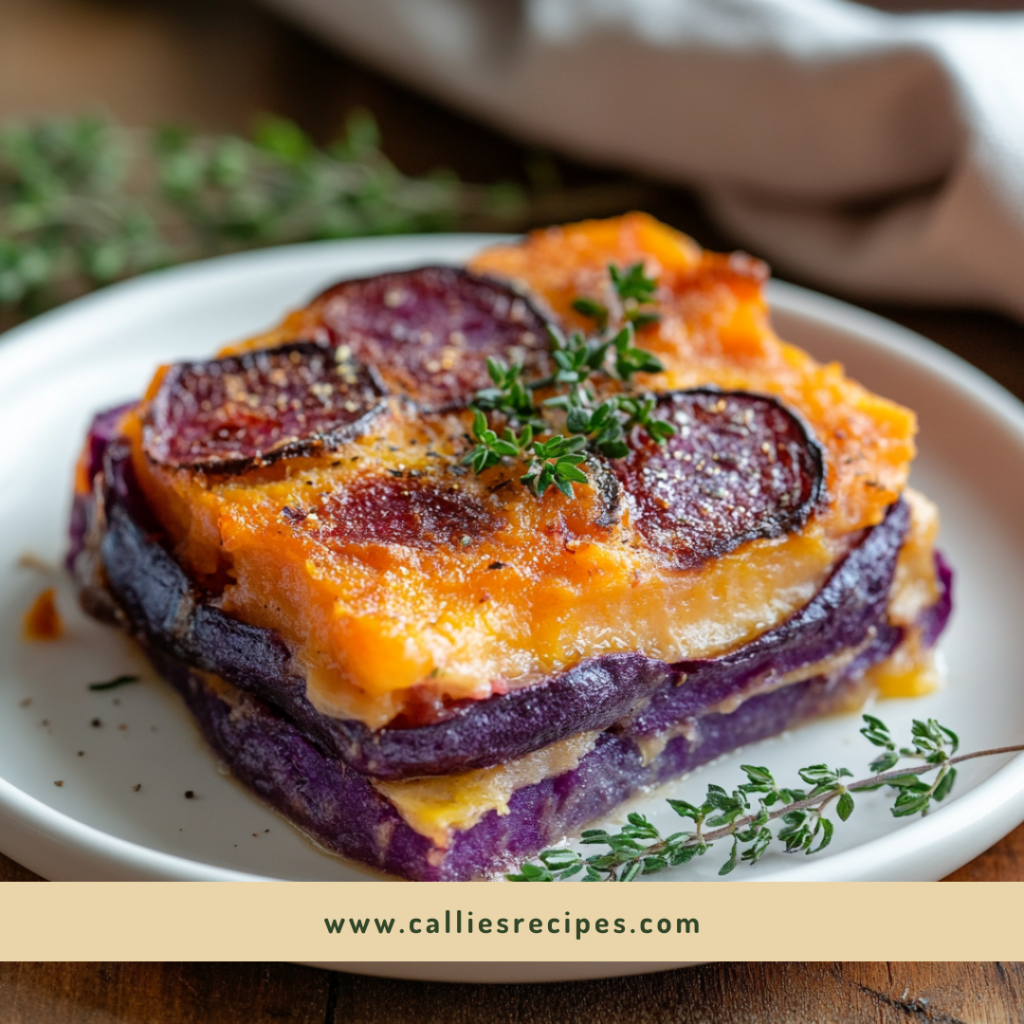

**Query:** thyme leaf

left=507, top=715, right=1023, bottom=881
left=609, top=261, right=659, bottom=306
left=87, top=674, right=140, bottom=691
left=463, top=263, right=674, bottom=497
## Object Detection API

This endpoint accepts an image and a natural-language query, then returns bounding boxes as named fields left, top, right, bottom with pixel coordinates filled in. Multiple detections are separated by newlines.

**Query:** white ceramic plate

left=298, top=961, right=705, bottom=983
left=2, top=234, right=1024, bottom=903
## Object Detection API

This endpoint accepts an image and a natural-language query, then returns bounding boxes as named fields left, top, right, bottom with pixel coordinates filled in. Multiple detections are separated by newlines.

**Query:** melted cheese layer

left=374, top=732, right=599, bottom=847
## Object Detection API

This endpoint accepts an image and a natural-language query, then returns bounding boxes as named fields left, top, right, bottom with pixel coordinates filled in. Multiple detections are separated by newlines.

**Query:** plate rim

left=293, top=961, right=707, bottom=983
left=1, top=234, right=1023, bottom=886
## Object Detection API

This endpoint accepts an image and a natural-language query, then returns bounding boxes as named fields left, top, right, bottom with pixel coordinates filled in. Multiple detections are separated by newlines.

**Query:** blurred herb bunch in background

left=0, top=111, right=532, bottom=329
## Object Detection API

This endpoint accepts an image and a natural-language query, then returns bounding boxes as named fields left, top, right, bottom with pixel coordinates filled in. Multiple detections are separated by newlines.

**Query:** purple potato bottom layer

left=152, top=645, right=889, bottom=882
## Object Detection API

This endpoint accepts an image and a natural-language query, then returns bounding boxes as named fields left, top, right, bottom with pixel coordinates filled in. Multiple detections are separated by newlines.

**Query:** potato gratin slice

left=71, top=215, right=951, bottom=879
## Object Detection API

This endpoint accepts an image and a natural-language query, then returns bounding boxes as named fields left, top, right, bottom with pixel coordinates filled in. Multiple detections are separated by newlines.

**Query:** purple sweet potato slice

left=143, top=341, right=388, bottom=472
left=920, top=552, right=954, bottom=648
left=78, top=416, right=910, bottom=781
left=311, top=266, right=553, bottom=410
left=154, top=644, right=897, bottom=881
left=68, top=401, right=135, bottom=570
left=289, top=473, right=502, bottom=550
left=612, top=389, right=825, bottom=569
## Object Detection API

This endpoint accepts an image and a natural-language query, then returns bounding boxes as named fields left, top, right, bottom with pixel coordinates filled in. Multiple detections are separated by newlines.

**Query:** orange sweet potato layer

left=469, top=214, right=915, bottom=538
left=121, top=215, right=918, bottom=728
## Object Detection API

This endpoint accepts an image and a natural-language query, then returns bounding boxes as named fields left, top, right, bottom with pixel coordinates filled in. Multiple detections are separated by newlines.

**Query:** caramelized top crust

left=121, top=214, right=918, bottom=728
left=125, top=403, right=842, bottom=728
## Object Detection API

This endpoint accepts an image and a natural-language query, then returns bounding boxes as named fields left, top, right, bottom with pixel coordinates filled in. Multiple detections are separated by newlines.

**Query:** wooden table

left=3, top=0, right=1024, bottom=1017
left=2, top=961, right=1024, bottom=1023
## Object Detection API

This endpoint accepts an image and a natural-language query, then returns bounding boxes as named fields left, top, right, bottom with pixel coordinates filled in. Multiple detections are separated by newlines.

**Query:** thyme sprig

left=0, top=111, right=655, bottom=328
left=87, top=674, right=140, bottom=692
left=507, top=715, right=1024, bottom=881
left=0, top=111, right=523, bottom=322
left=461, top=411, right=588, bottom=498
left=572, top=261, right=661, bottom=333
left=522, top=436, right=590, bottom=499
left=464, top=262, right=674, bottom=497
left=470, top=359, right=544, bottom=430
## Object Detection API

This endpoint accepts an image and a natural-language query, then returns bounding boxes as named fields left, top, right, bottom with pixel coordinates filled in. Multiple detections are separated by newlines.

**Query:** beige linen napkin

left=264, top=0, right=1024, bottom=317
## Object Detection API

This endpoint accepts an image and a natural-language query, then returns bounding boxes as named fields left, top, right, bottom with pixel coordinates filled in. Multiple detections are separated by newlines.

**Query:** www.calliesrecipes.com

left=324, top=911, right=699, bottom=940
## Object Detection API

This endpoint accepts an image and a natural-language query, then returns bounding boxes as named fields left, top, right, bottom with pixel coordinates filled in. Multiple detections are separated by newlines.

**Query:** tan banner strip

left=0, top=882, right=1020, bottom=962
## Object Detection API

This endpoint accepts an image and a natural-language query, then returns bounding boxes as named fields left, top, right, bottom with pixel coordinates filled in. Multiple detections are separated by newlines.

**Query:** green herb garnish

left=507, top=715, right=1024, bottom=881
left=520, top=435, right=590, bottom=499
left=0, top=112, right=658, bottom=329
left=571, top=260, right=661, bottom=332
left=461, top=412, right=589, bottom=498
left=464, top=262, right=673, bottom=498
left=0, top=110, right=543, bottom=326
left=87, top=674, right=140, bottom=692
